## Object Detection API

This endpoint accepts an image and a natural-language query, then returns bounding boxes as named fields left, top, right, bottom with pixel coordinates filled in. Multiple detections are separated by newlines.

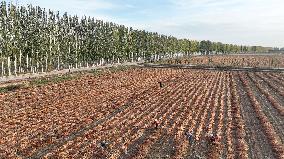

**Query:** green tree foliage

left=0, top=1, right=268, bottom=76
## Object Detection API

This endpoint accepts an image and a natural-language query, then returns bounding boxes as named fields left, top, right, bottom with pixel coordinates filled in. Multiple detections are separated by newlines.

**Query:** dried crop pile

left=165, top=55, right=284, bottom=68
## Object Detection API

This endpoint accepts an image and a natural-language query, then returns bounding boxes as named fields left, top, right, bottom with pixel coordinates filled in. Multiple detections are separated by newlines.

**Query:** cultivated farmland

left=0, top=66, right=283, bottom=159
left=164, top=54, right=284, bottom=68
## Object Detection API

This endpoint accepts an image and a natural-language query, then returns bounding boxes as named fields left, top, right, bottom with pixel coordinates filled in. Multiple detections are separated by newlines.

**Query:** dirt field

left=164, top=54, right=284, bottom=68
left=0, top=67, right=283, bottom=158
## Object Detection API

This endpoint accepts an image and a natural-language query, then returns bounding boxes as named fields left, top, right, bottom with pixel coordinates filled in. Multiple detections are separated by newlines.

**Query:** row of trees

left=0, top=1, right=268, bottom=77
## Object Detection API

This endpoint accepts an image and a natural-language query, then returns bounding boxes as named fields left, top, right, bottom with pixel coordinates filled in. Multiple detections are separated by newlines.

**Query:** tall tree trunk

left=57, top=56, right=60, bottom=70
left=26, top=54, right=29, bottom=73
left=14, top=55, right=17, bottom=76
left=19, top=50, right=22, bottom=73
left=45, top=51, right=48, bottom=72
left=1, top=59, right=4, bottom=77
left=7, top=56, right=11, bottom=76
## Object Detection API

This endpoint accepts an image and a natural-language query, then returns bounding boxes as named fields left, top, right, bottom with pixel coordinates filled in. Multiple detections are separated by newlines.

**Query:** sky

left=10, top=0, right=284, bottom=47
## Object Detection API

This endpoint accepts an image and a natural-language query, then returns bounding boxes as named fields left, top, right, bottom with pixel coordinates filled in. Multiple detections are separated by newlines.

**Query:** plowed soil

left=0, top=67, right=283, bottom=159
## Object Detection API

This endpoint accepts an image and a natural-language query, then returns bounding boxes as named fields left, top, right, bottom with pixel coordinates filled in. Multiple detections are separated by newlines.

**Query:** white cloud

left=153, top=0, right=284, bottom=47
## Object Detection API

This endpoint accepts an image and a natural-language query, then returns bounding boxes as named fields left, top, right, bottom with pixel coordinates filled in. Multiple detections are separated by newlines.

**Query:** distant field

left=0, top=66, right=283, bottom=158
left=162, top=54, right=284, bottom=68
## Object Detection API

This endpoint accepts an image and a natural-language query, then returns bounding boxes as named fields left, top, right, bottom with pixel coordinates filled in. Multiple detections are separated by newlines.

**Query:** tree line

left=0, top=1, right=269, bottom=77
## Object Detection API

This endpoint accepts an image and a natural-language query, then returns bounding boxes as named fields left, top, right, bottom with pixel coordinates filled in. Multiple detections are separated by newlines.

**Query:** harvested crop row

left=204, top=73, right=225, bottom=159
left=216, top=73, right=229, bottom=158
left=224, top=75, right=235, bottom=159
left=230, top=74, right=249, bottom=158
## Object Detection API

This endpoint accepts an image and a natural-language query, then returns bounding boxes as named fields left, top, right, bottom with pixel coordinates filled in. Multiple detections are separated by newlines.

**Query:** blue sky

left=11, top=0, right=284, bottom=47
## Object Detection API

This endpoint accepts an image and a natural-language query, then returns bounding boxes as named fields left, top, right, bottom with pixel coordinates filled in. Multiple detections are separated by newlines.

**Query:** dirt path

left=0, top=62, right=140, bottom=85
left=144, top=63, right=284, bottom=72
